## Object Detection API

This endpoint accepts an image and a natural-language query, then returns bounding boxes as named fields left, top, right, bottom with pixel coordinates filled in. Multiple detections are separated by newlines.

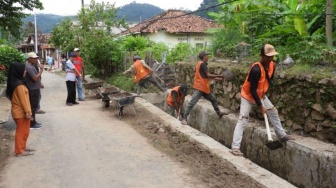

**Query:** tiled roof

left=27, top=33, right=52, bottom=44
left=121, top=10, right=220, bottom=35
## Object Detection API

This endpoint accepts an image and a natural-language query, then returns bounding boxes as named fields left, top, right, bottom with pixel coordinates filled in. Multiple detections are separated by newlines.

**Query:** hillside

left=117, top=2, right=164, bottom=23
left=22, top=3, right=164, bottom=33
left=22, top=14, right=75, bottom=33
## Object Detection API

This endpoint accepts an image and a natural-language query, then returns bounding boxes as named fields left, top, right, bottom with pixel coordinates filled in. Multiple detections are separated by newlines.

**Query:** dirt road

left=0, top=71, right=204, bottom=188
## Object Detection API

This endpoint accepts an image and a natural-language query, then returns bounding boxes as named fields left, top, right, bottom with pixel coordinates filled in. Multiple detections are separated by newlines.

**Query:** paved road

left=0, top=71, right=202, bottom=188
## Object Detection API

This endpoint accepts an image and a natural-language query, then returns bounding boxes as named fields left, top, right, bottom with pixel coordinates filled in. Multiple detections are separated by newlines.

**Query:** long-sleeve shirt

left=123, top=60, right=152, bottom=75
left=11, top=85, right=31, bottom=119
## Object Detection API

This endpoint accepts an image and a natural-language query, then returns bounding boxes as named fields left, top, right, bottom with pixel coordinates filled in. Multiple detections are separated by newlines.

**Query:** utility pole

left=81, top=0, right=84, bottom=8
left=34, top=13, right=38, bottom=54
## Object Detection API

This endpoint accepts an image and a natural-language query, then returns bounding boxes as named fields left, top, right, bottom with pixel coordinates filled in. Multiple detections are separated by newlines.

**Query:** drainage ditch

left=140, top=92, right=336, bottom=188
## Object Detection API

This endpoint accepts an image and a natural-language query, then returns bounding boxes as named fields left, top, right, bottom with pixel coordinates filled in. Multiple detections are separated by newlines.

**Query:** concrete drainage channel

left=140, top=93, right=336, bottom=188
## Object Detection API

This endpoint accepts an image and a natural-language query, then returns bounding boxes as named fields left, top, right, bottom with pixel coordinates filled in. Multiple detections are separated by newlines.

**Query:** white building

left=120, top=10, right=221, bottom=48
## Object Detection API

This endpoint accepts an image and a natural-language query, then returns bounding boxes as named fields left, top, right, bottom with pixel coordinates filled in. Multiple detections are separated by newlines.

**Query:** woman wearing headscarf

left=6, top=63, right=34, bottom=157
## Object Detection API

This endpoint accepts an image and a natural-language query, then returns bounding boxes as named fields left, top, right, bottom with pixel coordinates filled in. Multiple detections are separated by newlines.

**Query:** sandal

left=15, top=152, right=34, bottom=157
left=25, top=148, right=36, bottom=152
left=230, top=149, right=244, bottom=156
left=36, top=110, right=46, bottom=114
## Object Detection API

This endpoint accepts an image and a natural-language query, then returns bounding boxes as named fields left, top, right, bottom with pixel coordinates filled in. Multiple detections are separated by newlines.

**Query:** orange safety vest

left=193, top=61, right=210, bottom=94
left=133, top=60, right=152, bottom=83
left=241, top=61, right=275, bottom=103
left=166, top=86, right=184, bottom=107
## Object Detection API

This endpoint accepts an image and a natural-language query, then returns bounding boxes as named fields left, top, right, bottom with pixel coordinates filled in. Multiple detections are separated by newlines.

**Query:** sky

left=26, top=0, right=204, bottom=16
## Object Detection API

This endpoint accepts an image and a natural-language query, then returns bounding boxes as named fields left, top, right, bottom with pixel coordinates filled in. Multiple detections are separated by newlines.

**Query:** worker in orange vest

left=230, top=44, right=295, bottom=156
left=180, top=51, right=227, bottom=125
left=166, top=83, right=188, bottom=118
left=123, top=55, right=166, bottom=95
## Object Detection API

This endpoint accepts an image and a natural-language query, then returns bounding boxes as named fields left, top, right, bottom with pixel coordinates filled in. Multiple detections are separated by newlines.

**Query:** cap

left=179, top=83, right=188, bottom=95
left=198, top=51, right=210, bottom=59
left=74, top=48, right=80, bottom=51
left=27, top=52, right=38, bottom=58
left=69, top=52, right=76, bottom=57
left=262, top=44, right=279, bottom=56
left=133, top=55, right=141, bottom=61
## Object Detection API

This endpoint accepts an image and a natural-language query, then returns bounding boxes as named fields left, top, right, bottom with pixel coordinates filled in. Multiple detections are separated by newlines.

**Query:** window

left=195, top=38, right=204, bottom=41
left=177, top=38, right=187, bottom=41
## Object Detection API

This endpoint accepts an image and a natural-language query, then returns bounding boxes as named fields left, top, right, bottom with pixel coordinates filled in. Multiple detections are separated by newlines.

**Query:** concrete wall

left=175, top=62, right=336, bottom=144
left=183, top=96, right=336, bottom=188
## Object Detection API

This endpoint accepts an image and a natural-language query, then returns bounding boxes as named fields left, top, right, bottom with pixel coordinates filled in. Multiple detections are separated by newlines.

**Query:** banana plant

left=283, top=0, right=320, bottom=36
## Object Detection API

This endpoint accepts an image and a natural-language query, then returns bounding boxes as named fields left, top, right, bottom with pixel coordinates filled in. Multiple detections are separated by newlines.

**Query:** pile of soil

left=121, top=105, right=265, bottom=188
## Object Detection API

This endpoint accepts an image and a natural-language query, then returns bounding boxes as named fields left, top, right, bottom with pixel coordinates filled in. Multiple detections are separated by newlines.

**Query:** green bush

left=0, top=44, right=25, bottom=67
left=167, top=43, right=194, bottom=63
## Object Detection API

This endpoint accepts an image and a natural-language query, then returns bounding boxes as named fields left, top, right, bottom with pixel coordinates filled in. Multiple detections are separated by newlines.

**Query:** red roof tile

left=122, top=10, right=220, bottom=35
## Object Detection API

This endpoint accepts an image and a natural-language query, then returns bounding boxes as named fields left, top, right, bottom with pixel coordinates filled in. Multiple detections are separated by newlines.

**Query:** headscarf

left=6, top=63, right=26, bottom=100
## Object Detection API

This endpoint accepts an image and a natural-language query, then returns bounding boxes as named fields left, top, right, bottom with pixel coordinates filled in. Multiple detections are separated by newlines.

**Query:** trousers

left=76, top=76, right=83, bottom=99
left=231, top=96, right=287, bottom=149
left=14, top=118, right=30, bottom=154
left=183, top=89, right=219, bottom=119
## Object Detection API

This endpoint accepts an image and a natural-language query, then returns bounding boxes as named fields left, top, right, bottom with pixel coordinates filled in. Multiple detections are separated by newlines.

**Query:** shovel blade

left=265, top=140, right=283, bottom=150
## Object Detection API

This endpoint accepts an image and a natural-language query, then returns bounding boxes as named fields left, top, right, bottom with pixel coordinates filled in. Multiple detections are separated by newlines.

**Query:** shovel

left=263, top=103, right=283, bottom=150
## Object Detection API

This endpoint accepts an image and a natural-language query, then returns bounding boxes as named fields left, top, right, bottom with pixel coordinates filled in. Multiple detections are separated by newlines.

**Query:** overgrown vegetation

left=0, top=42, right=25, bottom=83
left=209, top=0, right=336, bottom=66
left=49, top=0, right=204, bottom=78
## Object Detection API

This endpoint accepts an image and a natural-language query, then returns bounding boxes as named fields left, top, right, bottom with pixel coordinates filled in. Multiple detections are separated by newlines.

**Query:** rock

left=318, top=78, right=329, bottom=84
left=326, top=103, right=336, bottom=120
left=227, top=82, right=233, bottom=92
left=279, top=72, right=286, bottom=79
left=317, top=123, right=323, bottom=132
left=283, top=54, right=294, bottom=65
left=235, top=93, right=241, bottom=100
left=311, top=110, right=324, bottom=121
left=321, top=120, right=332, bottom=127
left=329, top=77, right=336, bottom=85
left=305, top=75, right=313, bottom=82
left=311, top=104, right=323, bottom=113
left=304, top=120, right=316, bottom=132
left=292, top=123, right=304, bottom=130
left=158, top=128, right=165, bottom=133
left=285, top=120, right=293, bottom=127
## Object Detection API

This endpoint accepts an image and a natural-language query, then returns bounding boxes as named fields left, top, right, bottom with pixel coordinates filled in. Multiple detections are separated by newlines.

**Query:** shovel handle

left=264, top=113, right=273, bottom=141
left=261, top=100, right=273, bottom=141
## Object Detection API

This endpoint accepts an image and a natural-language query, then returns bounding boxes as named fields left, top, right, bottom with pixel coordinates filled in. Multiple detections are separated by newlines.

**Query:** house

left=16, top=33, right=57, bottom=65
left=120, top=10, right=221, bottom=48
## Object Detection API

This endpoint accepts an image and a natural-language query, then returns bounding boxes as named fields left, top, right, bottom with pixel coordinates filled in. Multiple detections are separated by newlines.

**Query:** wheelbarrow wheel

left=102, top=99, right=110, bottom=108
left=118, top=106, right=124, bottom=119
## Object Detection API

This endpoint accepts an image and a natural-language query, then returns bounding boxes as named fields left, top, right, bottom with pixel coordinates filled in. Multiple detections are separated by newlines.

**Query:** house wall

left=142, top=31, right=213, bottom=49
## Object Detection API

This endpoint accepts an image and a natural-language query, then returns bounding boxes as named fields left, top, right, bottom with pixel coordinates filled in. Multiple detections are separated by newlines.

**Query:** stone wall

left=175, top=62, right=336, bottom=144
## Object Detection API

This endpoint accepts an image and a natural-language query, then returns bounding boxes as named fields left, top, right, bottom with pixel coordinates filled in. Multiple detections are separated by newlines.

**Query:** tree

left=21, top=21, right=42, bottom=37
left=50, top=0, right=126, bottom=77
left=195, top=0, right=219, bottom=19
left=0, top=0, right=43, bottom=38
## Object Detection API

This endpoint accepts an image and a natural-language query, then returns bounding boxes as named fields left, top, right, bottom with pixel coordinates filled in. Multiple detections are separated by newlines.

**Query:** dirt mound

left=122, top=105, right=265, bottom=188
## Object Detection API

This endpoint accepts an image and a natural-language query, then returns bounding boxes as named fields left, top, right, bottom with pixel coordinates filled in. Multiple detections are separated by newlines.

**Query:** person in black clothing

left=230, top=44, right=295, bottom=156
left=180, top=51, right=227, bottom=125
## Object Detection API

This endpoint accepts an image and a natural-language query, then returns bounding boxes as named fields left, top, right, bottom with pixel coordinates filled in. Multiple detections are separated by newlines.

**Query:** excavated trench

left=140, top=92, right=336, bottom=188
